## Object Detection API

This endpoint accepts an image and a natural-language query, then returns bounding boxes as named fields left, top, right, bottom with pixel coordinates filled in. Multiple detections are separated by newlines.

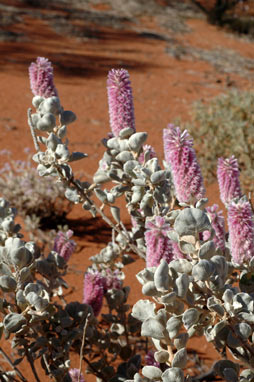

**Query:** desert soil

left=1, top=1, right=254, bottom=381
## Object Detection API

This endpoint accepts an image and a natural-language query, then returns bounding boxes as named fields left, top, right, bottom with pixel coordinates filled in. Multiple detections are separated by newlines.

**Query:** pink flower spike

left=228, top=197, right=254, bottom=265
left=145, top=216, right=174, bottom=267
left=83, top=271, right=104, bottom=316
left=53, top=230, right=76, bottom=262
left=29, top=57, right=58, bottom=98
left=163, top=124, right=205, bottom=204
left=107, top=69, right=135, bottom=136
left=203, top=204, right=226, bottom=252
left=69, top=368, right=85, bottom=382
left=217, top=156, right=242, bottom=207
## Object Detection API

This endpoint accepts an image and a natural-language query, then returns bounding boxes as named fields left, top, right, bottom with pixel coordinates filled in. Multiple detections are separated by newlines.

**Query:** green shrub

left=182, top=89, right=254, bottom=193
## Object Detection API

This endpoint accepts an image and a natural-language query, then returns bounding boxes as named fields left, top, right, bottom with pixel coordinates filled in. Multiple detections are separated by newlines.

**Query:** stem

left=78, top=314, right=90, bottom=382
left=27, top=108, right=40, bottom=152
left=24, top=347, right=41, bottom=382
left=0, top=347, right=27, bottom=382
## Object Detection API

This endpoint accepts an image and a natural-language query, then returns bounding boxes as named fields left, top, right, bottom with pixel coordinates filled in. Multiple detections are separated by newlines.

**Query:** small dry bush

left=183, top=89, right=254, bottom=193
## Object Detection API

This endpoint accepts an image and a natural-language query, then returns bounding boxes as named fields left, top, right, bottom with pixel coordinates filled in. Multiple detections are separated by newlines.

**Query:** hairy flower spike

left=29, top=57, right=58, bottom=98
left=83, top=271, right=104, bottom=316
left=228, top=197, right=254, bottom=265
left=203, top=204, right=226, bottom=252
left=145, top=216, right=173, bottom=267
left=107, top=69, right=135, bottom=136
left=217, top=155, right=242, bottom=206
left=163, top=124, right=205, bottom=203
left=69, top=368, right=85, bottom=382
left=53, top=230, right=76, bottom=262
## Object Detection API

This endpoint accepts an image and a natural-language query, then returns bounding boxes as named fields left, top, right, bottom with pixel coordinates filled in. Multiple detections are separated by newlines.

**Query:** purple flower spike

left=203, top=204, right=226, bottom=252
left=83, top=271, right=104, bottom=316
left=163, top=124, right=205, bottom=204
left=145, top=216, right=173, bottom=267
left=107, top=69, right=135, bottom=136
left=53, top=230, right=76, bottom=262
left=69, top=368, right=85, bottom=382
left=29, top=57, right=58, bottom=98
left=217, top=156, right=242, bottom=207
left=228, top=198, right=254, bottom=265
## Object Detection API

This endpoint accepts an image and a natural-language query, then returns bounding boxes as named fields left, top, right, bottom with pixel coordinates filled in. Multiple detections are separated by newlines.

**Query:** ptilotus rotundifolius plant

left=228, top=197, right=254, bottom=264
left=217, top=155, right=242, bottom=207
left=28, top=56, right=58, bottom=98
left=163, top=124, right=205, bottom=204
left=13, top=55, right=254, bottom=382
left=107, top=68, right=135, bottom=136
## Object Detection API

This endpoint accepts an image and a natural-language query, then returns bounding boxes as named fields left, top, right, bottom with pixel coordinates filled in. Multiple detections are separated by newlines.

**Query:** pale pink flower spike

left=107, top=69, right=135, bottom=136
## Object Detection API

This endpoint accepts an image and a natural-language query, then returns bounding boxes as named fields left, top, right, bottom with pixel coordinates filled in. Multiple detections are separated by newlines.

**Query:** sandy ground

left=1, top=1, right=254, bottom=380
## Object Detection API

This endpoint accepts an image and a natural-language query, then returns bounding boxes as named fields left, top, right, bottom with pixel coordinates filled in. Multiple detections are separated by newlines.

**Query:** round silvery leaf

left=169, top=259, right=192, bottom=274
left=142, top=281, right=159, bottom=297
left=60, top=110, right=76, bottom=125
left=213, top=360, right=239, bottom=378
left=141, top=317, right=166, bottom=339
left=19, top=267, right=31, bottom=283
left=174, top=274, right=189, bottom=298
left=150, top=170, right=166, bottom=184
left=234, top=323, right=252, bottom=340
left=65, top=187, right=80, bottom=203
left=210, top=255, right=228, bottom=279
left=0, top=262, right=12, bottom=276
left=142, top=366, right=162, bottom=379
left=227, top=331, right=241, bottom=348
left=107, top=137, right=120, bottom=150
left=166, top=317, right=182, bottom=339
left=240, top=369, right=254, bottom=381
left=128, top=132, right=147, bottom=152
left=198, top=240, right=216, bottom=260
left=192, top=259, right=214, bottom=281
left=115, top=151, right=134, bottom=162
left=119, top=127, right=135, bottom=139
left=16, top=290, right=28, bottom=311
left=174, top=333, right=189, bottom=350
left=161, top=292, right=176, bottom=304
left=182, top=308, right=200, bottom=329
left=162, top=367, right=184, bottom=382
left=154, top=350, right=169, bottom=363
left=32, top=95, right=44, bottom=108
left=55, top=144, right=69, bottom=160
left=172, top=348, right=187, bottom=368
left=123, top=160, right=139, bottom=175
left=3, top=313, right=26, bottom=333
left=132, top=300, right=156, bottom=322
left=10, top=246, right=32, bottom=268
left=154, top=259, right=169, bottom=292
left=24, top=282, right=43, bottom=296
left=223, top=368, right=238, bottom=382
left=0, top=275, right=16, bottom=292
left=93, top=170, right=111, bottom=184
left=133, top=372, right=143, bottom=382
left=37, top=113, right=56, bottom=132
left=40, top=96, right=61, bottom=115
left=136, top=268, right=155, bottom=285
left=222, top=289, right=234, bottom=304
left=174, top=208, right=211, bottom=236
left=179, top=241, right=195, bottom=254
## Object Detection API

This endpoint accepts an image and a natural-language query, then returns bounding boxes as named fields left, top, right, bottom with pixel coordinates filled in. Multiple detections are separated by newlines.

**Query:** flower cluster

left=163, top=124, right=205, bottom=203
